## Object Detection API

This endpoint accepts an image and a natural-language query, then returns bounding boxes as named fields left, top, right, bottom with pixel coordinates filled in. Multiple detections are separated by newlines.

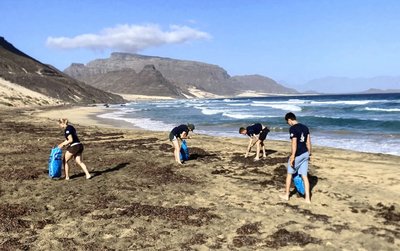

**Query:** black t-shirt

left=171, top=124, right=189, bottom=139
left=64, top=125, right=80, bottom=144
left=246, top=123, right=262, bottom=137
left=289, top=123, right=310, bottom=156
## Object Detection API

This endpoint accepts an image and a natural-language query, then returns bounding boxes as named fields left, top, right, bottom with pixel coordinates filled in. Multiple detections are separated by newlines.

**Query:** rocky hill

left=231, top=75, right=298, bottom=94
left=89, top=65, right=184, bottom=98
left=0, top=37, right=124, bottom=106
left=64, top=53, right=296, bottom=97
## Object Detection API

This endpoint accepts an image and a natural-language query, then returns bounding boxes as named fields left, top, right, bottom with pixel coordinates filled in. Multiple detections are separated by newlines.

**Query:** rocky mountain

left=89, top=65, right=184, bottom=98
left=231, top=75, right=298, bottom=94
left=64, top=52, right=296, bottom=97
left=0, top=36, right=124, bottom=106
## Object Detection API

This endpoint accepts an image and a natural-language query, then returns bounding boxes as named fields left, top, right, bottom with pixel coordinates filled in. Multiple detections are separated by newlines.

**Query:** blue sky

left=1, top=0, right=400, bottom=91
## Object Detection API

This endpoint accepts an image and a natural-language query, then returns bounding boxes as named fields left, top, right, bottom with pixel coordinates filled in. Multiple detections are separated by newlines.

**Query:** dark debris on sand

left=264, top=228, right=321, bottom=248
left=373, top=203, right=400, bottom=226
left=118, top=203, right=219, bottom=227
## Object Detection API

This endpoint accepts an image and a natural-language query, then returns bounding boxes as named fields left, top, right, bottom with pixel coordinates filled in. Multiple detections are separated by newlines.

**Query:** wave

left=97, top=111, right=174, bottom=131
left=197, top=107, right=226, bottom=115
left=222, top=112, right=269, bottom=119
left=365, top=107, right=400, bottom=112
left=251, top=103, right=302, bottom=112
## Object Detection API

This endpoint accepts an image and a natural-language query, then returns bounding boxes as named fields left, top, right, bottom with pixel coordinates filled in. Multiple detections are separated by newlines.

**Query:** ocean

left=98, top=93, right=400, bottom=156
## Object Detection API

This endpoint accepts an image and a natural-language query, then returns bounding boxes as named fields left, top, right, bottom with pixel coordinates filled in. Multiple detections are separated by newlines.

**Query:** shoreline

left=35, top=105, right=400, bottom=157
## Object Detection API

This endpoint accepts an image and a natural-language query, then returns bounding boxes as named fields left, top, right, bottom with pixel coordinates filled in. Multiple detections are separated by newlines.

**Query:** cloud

left=46, top=24, right=211, bottom=52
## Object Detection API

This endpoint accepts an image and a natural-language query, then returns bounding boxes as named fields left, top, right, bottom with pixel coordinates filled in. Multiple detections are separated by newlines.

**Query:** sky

left=1, top=0, right=400, bottom=92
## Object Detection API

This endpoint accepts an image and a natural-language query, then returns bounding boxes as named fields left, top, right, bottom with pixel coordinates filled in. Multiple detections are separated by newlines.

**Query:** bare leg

left=172, top=140, right=182, bottom=165
left=75, top=154, right=91, bottom=179
left=64, top=151, right=74, bottom=180
left=302, top=174, right=311, bottom=203
left=254, top=140, right=260, bottom=160
left=280, top=173, right=292, bottom=200
left=261, top=141, right=266, bottom=158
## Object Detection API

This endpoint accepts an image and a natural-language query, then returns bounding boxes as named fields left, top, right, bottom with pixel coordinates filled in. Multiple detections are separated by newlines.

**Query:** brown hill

left=0, top=36, right=124, bottom=106
left=89, top=65, right=184, bottom=98
left=231, top=75, right=298, bottom=94
left=65, top=53, right=297, bottom=97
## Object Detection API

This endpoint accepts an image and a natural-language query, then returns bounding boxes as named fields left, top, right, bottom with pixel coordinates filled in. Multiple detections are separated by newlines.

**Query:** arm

left=245, top=137, right=253, bottom=157
left=180, top=131, right=188, bottom=139
left=58, top=135, right=73, bottom=149
left=306, top=134, right=312, bottom=156
left=290, top=137, right=297, bottom=167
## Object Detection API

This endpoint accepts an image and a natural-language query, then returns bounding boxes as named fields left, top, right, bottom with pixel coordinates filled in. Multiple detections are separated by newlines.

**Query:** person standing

left=280, top=112, right=312, bottom=203
left=58, top=118, right=91, bottom=180
left=169, top=123, right=195, bottom=165
left=239, top=123, right=270, bottom=160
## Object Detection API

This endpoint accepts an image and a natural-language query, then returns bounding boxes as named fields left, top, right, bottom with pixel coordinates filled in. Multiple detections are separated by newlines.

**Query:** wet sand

left=0, top=106, right=399, bottom=250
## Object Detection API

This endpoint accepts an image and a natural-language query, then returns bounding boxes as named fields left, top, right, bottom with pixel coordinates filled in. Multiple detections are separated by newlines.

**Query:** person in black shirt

left=280, top=112, right=312, bottom=203
left=58, top=118, right=91, bottom=180
left=169, top=123, right=195, bottom=165
left=239, top=123, right=270, bottom=160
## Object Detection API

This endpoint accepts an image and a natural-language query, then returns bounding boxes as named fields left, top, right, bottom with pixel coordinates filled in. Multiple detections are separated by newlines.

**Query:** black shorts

left=259, top=128, right=270, bottom=141
left=67, top=143, right=84, bottom=156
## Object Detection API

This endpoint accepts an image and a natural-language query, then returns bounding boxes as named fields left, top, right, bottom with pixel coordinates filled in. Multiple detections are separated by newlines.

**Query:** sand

left=0, top=77, right=61, bottom=107
left=0, top=106, right=399, bottom=250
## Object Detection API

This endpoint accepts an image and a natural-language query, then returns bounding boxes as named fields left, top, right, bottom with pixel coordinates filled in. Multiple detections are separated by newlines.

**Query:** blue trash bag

left=48, top=147, right=62, bottom=178
left=180, top=140, right=190, bottom=161
left=293, top=172, right=305, bottom=195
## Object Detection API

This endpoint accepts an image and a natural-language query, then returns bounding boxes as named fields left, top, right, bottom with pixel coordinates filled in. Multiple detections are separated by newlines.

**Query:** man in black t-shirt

left=169, top=124, right=195, bottom=165
left=239, top=123, right=270, bottom=160
left=280, top=112, right=312, bottom=203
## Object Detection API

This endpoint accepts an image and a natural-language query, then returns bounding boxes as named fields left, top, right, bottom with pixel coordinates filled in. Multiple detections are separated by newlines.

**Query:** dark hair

left=187, top=123, right=195, bottom=131
left=239, top=127, right=246, bottom=134
left=285, top=112, right=296, bottom=121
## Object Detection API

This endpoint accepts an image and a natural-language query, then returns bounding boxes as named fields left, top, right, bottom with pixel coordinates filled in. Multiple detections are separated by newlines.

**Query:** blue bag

left=293, top=172, right=305, bottom=195
left=48, top=147, right=62, bottom=178
left=180, top=140, right=189, bottom=161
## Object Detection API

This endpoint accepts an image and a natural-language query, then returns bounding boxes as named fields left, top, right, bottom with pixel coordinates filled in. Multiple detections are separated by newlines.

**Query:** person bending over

left=169, top=123, right=195, bottom=165
left=239, top=123, right=270, bottom=160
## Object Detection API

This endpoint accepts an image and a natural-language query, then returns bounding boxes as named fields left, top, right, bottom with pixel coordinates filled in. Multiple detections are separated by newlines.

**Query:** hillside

left=0, top=36, right=124, bottom=106
left=231, top=75, right=298, bottom=94
left=64, top=53, right=296, bottom=97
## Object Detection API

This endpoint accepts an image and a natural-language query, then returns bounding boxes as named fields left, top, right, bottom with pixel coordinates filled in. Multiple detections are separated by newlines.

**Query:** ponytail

left=58, top=118, right=68, bottom=125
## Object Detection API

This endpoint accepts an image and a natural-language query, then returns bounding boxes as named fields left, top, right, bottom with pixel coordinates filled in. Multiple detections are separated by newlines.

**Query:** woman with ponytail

left=58, top=118, right=91, bottom=180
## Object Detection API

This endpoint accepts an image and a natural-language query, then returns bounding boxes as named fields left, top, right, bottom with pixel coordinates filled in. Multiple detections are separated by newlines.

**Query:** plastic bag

left=48, top=147, right=62, bottom=178
left=180, top=140, right=189, bottom=161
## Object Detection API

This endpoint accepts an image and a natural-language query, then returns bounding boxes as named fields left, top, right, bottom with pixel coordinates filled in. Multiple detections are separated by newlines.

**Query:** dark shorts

left=259, top=128, right=270, bottom=141
left=169, top=132, right=177, bottom=141
left=67, top=143, right=84, bottom=156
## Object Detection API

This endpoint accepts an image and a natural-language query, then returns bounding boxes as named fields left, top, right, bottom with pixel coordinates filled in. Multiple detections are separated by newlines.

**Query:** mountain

left=361, top=88, right=400, bottom=94
left=302, top=76, right=400, bottom=94
left=231, top=75, right=298, bottom=94
left=64, top=52, right=296, bottom=97
left=89, top=65, right=184, bottom=98
left=0, top=36, right=124, bottom=106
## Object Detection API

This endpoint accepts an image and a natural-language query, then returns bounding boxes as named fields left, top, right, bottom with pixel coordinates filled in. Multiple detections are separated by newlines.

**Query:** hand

left=58, top=143, right=64, bottom=149
left=289, top=155, right=295, bottom=167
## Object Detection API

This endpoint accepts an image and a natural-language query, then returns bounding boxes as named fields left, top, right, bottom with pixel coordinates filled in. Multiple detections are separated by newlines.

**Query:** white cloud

left=46, top=24, right=211, bottom=51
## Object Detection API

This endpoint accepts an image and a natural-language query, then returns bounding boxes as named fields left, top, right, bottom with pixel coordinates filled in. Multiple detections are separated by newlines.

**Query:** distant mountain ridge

left=64, top=52, right=297, bottom=97
left=302, top=76, right=400, bottom=94
left=0, top=36, right=124, bottom=106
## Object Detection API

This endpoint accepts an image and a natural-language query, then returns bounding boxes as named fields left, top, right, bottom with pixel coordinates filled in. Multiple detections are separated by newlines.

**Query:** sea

left=98, top=93, right=400, bottom=156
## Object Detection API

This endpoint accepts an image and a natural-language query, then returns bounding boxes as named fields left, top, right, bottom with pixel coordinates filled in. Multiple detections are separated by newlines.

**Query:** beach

left=1, top=106, right=399, bottom=250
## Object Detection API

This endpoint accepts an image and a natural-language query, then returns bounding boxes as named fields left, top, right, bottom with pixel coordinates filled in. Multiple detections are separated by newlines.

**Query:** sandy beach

left=0, top=106, right=399, bottom=250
